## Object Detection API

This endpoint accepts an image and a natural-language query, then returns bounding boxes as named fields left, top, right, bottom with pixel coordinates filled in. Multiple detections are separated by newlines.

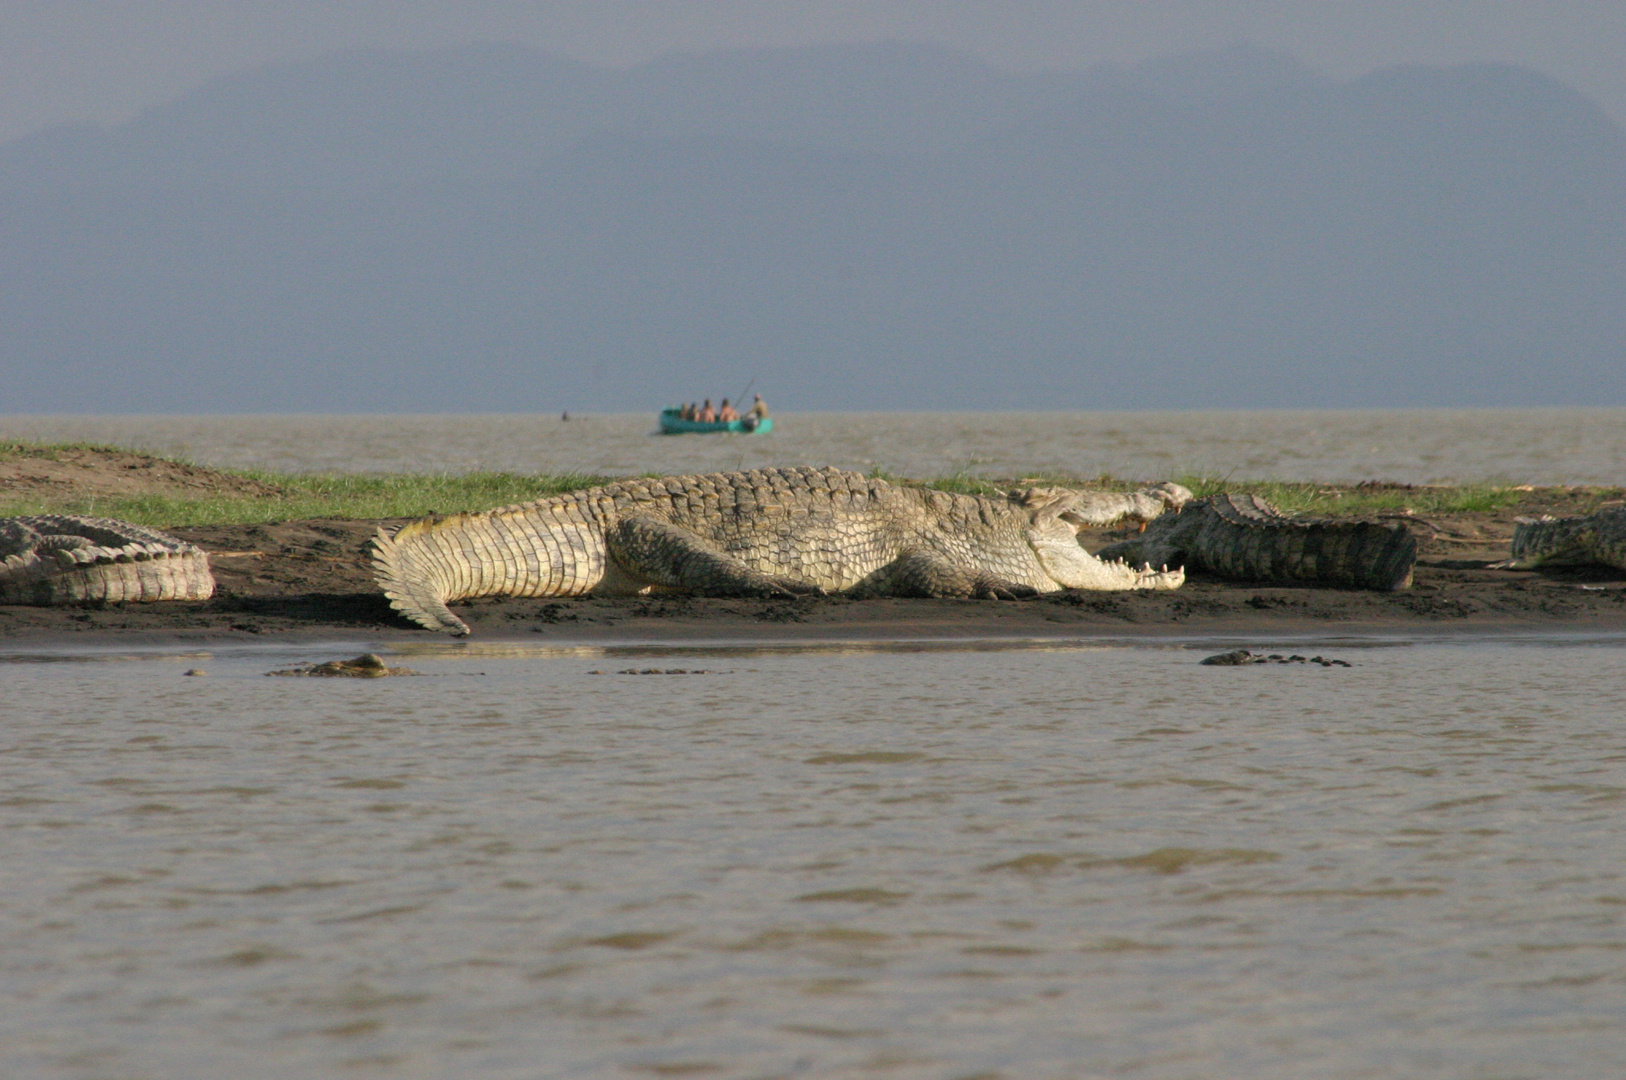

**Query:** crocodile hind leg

left=865, top=548, right=1040, bottom=599
left=606, top=517, right=823, bottom=597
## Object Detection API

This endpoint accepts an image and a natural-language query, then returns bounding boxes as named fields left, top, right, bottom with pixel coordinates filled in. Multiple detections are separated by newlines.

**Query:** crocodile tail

left=1202, top=495, right=1417, bottom=591
left=1511, top=508, right=1626, bottom=570
left=371, top=517, right=473, bottom=635
left=1511, top=513, right=1589, bottom=567
left=0, top=516, right=215, bottom=604
left=1510, top=516, right=1558, bottom=565
left=370, top=501, right=609, bottom=634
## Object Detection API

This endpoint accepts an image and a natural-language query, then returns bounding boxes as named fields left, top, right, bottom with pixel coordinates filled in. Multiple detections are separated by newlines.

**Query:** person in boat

left=747, top=394, right=768, bottom=420
left=718, top=398, right=739, bottom=422
left=680, top=402, right=695, bottom=421
left=699, top=399, right=716, bottom=422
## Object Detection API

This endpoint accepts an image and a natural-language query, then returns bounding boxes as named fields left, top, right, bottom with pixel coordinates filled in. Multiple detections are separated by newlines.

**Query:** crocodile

left=0, top=515, right=215, bottom=604
left=1508, top=507, right=1626, bottom=571
left=371, top=466, right=1189, bottom=635
left=1094, top=493, right=1417, bottom=591
left=266, top=653, right=422, bottom=678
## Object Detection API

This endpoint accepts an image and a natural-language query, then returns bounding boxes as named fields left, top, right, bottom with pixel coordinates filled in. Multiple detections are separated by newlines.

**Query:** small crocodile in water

left=1507, top=507, right=1626, bottom=572
left=371, top=466, right=1189, bottom=635
left=0, top=515, right=215, bottom=604
left=265, top=653, right=421, bottom=678
left=1095, top=493, right=1418, bottom=591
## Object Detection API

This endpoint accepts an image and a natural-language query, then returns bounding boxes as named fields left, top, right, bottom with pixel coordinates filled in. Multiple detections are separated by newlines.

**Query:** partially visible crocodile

left=0, top=515, right=215, bottom=604
left=1508, top=507, right=1626, bottom=571
left=266, top=653, right=422, bottom=678
left=372, top=466, right=1189, bottom=635
left=1095, top=493, right=1417, bottom=591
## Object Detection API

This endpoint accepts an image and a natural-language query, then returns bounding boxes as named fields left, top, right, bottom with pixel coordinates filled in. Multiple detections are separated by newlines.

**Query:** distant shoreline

left=8, top=411, right=1626, bottom=488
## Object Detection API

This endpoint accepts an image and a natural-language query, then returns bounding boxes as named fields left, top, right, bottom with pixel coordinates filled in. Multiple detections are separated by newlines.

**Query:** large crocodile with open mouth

left=371, top=466, right=1189, bottom=635
left=1095, top=492, right=1418, bottom=591
left=1508, top=507, right=1626, bottom=571
left=0, top=515, right=215, bottom=604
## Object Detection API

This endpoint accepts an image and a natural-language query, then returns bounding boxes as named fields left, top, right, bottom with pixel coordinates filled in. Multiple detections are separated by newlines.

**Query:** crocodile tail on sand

left=1109, top=495, right=1418, bottom=591
left=371, top=517, right=473, bottom=635
left=1202, top=494, right=1418, bottom=591
left=1510, top=508, right=1626, bottom=570
left=0, top=515, right=215, bottom=604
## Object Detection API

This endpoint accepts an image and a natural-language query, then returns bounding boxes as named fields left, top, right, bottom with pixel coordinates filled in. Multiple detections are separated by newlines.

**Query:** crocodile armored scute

left=0, top=515, right=215, bottom=604
left=1095, top=493, right=1418, bottom=591
left=1509, top=507, right=1626, bottom=571
left=371, top=466, right=1190, bottom=635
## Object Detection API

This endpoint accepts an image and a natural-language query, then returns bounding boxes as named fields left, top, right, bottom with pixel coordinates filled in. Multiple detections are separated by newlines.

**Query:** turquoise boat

left=659, top=408, right=773, bottom=435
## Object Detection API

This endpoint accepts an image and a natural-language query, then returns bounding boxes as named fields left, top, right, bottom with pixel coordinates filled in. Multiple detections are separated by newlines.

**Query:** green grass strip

left=0, top=477, right=612, bottom=527
left=1, top=442, right=610, bottom=526
left=0, top=441, right=1551, bottom=527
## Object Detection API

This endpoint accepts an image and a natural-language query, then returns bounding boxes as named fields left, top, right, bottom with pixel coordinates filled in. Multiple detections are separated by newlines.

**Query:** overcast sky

left=3, top=1, right=1626, bottom=144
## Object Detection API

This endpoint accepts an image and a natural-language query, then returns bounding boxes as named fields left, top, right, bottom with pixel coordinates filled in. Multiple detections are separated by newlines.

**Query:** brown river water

left=5, top=635, right=1626, bottom=1078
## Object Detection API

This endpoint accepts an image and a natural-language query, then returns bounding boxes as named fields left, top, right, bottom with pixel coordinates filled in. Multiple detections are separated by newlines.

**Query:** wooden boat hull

left=658, top=411, right=773, bottom=435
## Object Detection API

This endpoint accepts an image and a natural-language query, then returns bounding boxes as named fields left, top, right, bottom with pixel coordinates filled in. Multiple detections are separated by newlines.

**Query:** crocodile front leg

left=606, top=517, right=823, bottom=596
left=866, top=548, right=1039, bottom=599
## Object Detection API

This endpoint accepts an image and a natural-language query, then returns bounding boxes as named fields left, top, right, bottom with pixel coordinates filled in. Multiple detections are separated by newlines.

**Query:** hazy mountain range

left=2, top=42, right=1622, bottom=412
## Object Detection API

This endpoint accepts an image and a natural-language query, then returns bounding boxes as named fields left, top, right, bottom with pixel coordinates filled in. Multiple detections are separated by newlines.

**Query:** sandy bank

left=5, top=446, right=1625, bottom=644
left=2, top=514, right=1623, bottom=646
